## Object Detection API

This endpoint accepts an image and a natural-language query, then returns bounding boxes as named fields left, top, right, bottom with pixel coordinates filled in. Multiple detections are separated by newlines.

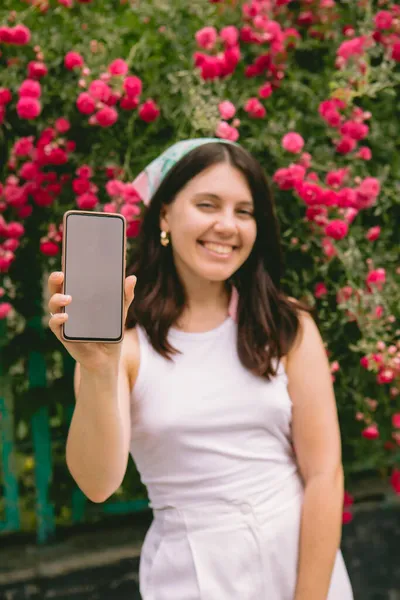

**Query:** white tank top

left=129, top=316, right=303, bottom=513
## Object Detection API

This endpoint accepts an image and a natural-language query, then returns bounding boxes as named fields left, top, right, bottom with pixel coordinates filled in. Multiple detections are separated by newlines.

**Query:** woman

left=48, top=138, right=354, bottom=599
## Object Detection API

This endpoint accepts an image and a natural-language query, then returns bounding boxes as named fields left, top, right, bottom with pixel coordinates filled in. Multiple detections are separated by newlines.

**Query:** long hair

left=126, top=141, right=313, bottom=380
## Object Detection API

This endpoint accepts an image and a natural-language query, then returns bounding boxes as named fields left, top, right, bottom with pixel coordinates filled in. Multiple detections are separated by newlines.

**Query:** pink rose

left=108, top=59, right=129, bottom=76
left=55, top=118, right=71, bottom=133
left=138, top=99, right=160, bottom=123
left=361, top=424, right=379, bottom=440
left=72, top=178, right=91, bottom=195
left=6, top=222, right=25, bottom=238
left=13, top=137, right=34, bottom=156
left=195, top=26, right=218, bottom=50
left=356, top=146, right=372, bottom=160
left=259, top=82, right=273, bottom=99
left=89, top=80, right=112, bottom=102
left=273, top=165, right=306, bottom=191
left=366, top=226, right=381, bottom=241
left=19, top=79, right=41, bottom=99
left=314, top=282, right=328, bottom=298
left=244, top=98, right=266, bottom=118
left=218, top=101, right=236, bottom=120
left=377, top=369, right=395, bottom=385
left=374, top=10, right=393, bottom=30
left=0, top=88, right=12, bottom=105
left=392, top=42, right=400, bottom=62
left=366, top=267, right=386, bottom=291
left=123, top=76, right=142, bottom=98
left=356, top=177, right=380, bottom=209
left=337, top=36, right=368, bottom=61
left=10, top=25, right=31, bottom=45
left=195, top=53, right=221, bottom=80
left=95, top=107, right=118, bottom=127
left=220, top=26, right=239, bottom=47
left=126, top=219, right=141, bottom=238
left=121, top=204, right=141, bottom=220
left=106, top=180, right=126, bottom=197
left=325, top=219, right=349, bottom=240
left=336, top=137, right=356, bottom=154
left=340, top=120, right=369, bottom=141
left=16, top=97, right=41, bottom=119
left=76, top=193, right=98, bottom=210
left=0, top=302, right=12, bottom=319
left=40, top=241, right=59, bottom=256
left=120, top=97, right=139, bottom=111
left=76, top=92, right=96, bottom=114
left=76, top=165, right=93, bottom=178
left=296, top=182, right=324, bottom=206
left=282, top=132, right=305, bottom=154
left=28, top=61, right=48, bottom=79
left=215, top=121, right=239, bottom=142
left=326, top=168, right=349, bottom=188
left=64, top=51, right=84, bottom=70
left=392, top=414, right=400, bottom=429
left=391, top=469, right=400, bottom=494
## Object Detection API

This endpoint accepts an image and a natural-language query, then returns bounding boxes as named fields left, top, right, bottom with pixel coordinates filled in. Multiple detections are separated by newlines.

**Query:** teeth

left=203, top=242, right=233, bottom=255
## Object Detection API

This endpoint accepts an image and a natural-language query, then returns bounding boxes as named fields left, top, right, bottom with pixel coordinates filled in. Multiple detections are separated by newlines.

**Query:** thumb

left=124, top=275, right=137, bottom=309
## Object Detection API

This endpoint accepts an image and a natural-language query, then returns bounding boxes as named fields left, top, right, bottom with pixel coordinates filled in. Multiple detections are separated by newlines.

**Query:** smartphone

left=61, top=210, right=126, bottom=343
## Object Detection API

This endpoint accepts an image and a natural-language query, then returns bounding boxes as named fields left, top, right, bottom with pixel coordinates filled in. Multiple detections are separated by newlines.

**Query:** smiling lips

left=198, top=240, right=238, bottom=256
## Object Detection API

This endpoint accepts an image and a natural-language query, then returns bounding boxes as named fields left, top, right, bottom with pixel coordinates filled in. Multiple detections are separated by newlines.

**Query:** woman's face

left=160, top=162, right=257, bottom=285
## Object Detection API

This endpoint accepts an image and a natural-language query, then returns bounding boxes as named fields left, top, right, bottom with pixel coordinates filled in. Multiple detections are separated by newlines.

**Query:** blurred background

left=1, top=0, right=400, bottom=598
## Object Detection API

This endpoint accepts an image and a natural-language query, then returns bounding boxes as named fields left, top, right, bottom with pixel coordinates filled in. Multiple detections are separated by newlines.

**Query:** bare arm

left=66, top=330, right=139, bottom=503
left=287, top=312, right=344, bottom=600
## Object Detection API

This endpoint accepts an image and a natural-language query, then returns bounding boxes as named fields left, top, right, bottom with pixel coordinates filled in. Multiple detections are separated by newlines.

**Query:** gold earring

left=160, top=230, right=170, bottom=247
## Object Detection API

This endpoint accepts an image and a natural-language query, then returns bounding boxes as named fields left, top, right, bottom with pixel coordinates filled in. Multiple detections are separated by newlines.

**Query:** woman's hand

left=48, top=271, right=136, bottom=373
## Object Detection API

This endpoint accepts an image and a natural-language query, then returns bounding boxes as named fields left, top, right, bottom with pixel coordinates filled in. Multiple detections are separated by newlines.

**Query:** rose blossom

left=195, top=27, right=218, bottom=50
left=282, top=132, right=305, bottom=154
left=28, top=61, right=48, bottom=79
left=108, top=59, right=129, bottom=76
left=76, top=92, right=96, bottom=114
left=325, top=219, right=349, bottom=240
left=218, top=101, right=236, bottom=120
left=64, top=51, right=84, bottom=70
left=220, top=26, right=239, bottom=47
left=314, top=282, right=328, bottom=298
left=215, top=121, right=239, bottom=142
left=374, top=11, right=393, bottom=30
left=138, top=99, right=160, bottom=123
left=366, top=267, right=386, bottom=291
left=259, top=82, right=273, bottom=99
left=77, top=193, right=98, bottom=210
left=356, top=146, right=372, bottom=160
left=366, top=226, right=381, bottom=241
left=16, top=97, right=41, bottom=119
left=362, top=424, right=379, bottom=440
left=244, top=98, right=266, bottom=119
left=0, top=302, right=12, bottom=319
left=19, top=80, right=41, bottom=99
left=123, top=76, right=142, bottom=98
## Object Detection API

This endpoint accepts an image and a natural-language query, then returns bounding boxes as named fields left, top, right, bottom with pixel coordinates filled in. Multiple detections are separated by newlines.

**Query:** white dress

left=129, top=317, right=354, bottom=599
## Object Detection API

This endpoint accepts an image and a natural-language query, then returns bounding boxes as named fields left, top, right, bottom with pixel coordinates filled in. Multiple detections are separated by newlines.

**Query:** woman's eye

left=238, top=210, right=254, bottom=216
left=198, top=203, right=214, bottom=208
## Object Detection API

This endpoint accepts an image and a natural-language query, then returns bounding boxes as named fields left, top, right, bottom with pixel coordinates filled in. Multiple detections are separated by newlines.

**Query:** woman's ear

left=159, top=205, right=169, bottom=232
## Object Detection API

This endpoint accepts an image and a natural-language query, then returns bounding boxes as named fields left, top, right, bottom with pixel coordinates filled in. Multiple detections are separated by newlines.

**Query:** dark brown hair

left=126, top=141, right=313, bottom=380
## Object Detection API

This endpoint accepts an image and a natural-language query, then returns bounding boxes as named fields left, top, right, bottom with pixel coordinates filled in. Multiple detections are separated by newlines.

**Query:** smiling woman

left=122, top=139, right=354, bottom=599
left=127, top=140, right=309, bottom=376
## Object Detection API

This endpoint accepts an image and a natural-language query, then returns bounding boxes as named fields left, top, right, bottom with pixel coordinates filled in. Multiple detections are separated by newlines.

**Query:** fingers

left=48, top=271, right=64, bottom=297
left=124, top=275, right=137, bottom=306
left=48, top=292, right=72, bottom=316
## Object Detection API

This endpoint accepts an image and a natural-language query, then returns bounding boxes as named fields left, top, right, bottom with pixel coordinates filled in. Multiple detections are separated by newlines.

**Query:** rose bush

left=0, top=0, right=399, bottom=527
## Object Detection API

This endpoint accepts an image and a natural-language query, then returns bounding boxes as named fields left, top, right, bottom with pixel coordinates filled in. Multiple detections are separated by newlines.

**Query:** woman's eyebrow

left=193, top=192, right=253, bottom=205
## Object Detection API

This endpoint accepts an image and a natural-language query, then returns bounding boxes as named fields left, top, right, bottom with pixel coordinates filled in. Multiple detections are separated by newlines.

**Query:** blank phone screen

left=62, top=212, right=125, bottom=342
